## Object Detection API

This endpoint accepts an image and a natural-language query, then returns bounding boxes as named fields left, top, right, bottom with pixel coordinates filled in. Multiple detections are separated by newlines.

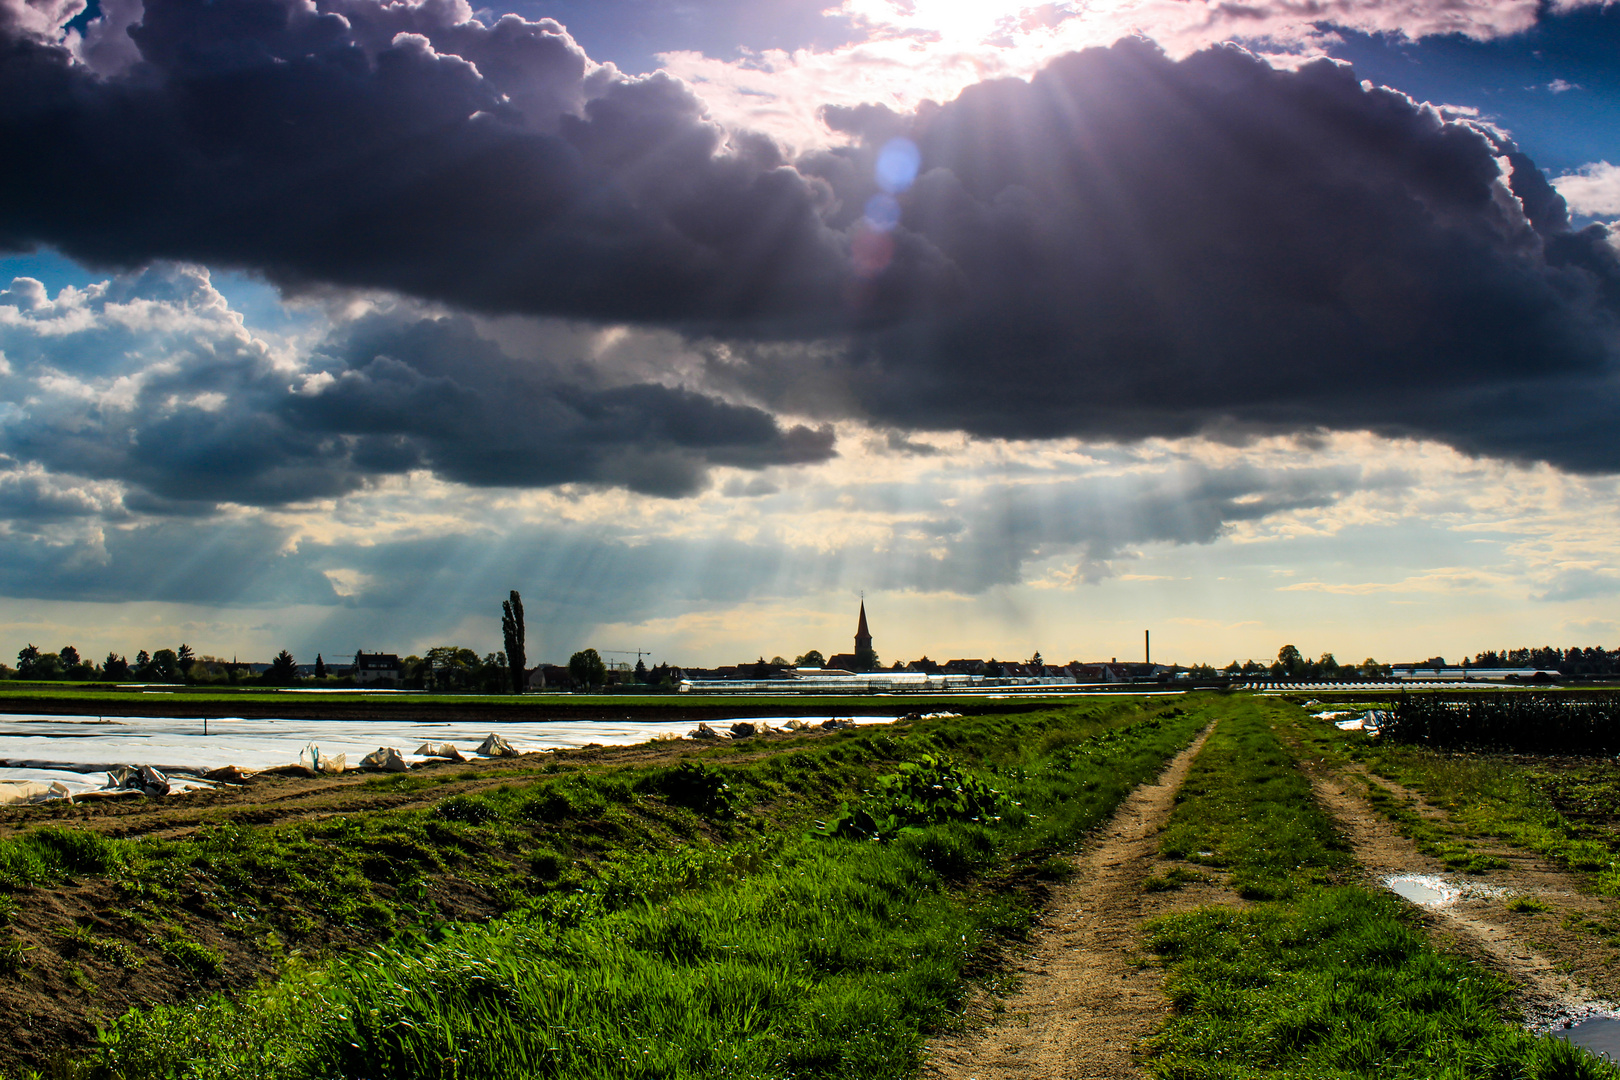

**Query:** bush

left=1385, top=694, right=1620, bottom=753
left=640, top=763, right=736, bottom=819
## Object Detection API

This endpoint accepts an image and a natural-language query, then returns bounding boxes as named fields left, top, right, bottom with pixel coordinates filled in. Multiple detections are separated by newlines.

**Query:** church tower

left=854, top=600, right=876, bottom=671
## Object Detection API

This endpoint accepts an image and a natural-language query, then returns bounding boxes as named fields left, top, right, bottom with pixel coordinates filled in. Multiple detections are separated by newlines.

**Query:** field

left=0, top=692, right=1614, bottom=1078
left=0, top=682, right=1088, bottom=722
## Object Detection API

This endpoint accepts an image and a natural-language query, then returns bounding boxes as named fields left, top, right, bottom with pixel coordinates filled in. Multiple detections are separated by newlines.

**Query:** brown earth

left=1309, top=762, right=1620, bottom=1025
left=921, top=722, right=1219, bottom=1080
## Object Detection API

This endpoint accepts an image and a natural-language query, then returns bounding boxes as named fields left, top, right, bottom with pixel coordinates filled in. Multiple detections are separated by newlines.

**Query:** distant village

left=8, top=598, right=1614, bottom=692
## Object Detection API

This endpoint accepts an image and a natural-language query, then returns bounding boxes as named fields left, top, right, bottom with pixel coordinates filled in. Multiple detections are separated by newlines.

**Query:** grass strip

left=1357, top=744, right=1620, bottom=896
left=59, top=703, right=1205, bottom=1079
left=1158, top=699, right=1349, bottom=900
left=1143, top=701, right=1619, bottom=1080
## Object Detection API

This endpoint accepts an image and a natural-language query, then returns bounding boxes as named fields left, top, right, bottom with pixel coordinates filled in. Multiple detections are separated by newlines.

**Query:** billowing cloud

left=729, top=42, right=1620, bottom=473
left=0, top=265, right=835, bottom=506
left=666, top=0, right=1607, bottom=150
left=1, top=0, right=848, bottom=325
left=2, top=0, right=1620, bottom=480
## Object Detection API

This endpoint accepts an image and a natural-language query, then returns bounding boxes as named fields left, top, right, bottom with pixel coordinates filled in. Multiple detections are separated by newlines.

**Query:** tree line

left=1205, top=646, right=1391, bottom=680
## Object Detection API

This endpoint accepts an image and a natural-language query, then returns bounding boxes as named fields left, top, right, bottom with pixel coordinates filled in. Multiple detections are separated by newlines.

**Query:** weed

left=1507, top=894, right=1553, bottom=913
left=52, top=924, right=143, bottom=969
left=156, top=933, right=224, bottom=980
left=1142, top=867, right=1207, bottom=892
left=0, top=938, right=29, bottom=976
left=638, top=761, right=736, bottom=819
left=433, top=794, right=499, bottom=824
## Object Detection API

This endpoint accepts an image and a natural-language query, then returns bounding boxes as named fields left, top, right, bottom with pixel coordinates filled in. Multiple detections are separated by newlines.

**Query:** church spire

left=854, top=597, right=874, bottom=669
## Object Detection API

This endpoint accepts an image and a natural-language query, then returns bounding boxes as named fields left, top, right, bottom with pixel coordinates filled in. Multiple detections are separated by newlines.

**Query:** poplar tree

left=501, top=590, right=526, bottom=694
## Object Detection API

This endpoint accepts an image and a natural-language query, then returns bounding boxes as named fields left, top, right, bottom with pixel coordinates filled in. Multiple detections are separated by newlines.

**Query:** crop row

left=1384, top=694, right=1620, bottom=753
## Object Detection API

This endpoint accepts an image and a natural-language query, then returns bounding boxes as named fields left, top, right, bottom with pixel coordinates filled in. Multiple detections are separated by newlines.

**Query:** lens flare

left=852, top=229, right=896, bottom=277
left=875, top=138, right=921, bottom=194
left=864, top=192, right=902, bottom=231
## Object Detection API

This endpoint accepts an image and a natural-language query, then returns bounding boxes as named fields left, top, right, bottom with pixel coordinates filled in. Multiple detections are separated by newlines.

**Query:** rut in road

left=922, top=722, right=1216, bottom=1080
left=1310, top=764, right=1620, bottom=1025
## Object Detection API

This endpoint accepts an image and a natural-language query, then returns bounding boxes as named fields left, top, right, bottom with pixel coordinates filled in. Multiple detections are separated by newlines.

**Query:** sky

left=1, top=0, right=1620, bottom=669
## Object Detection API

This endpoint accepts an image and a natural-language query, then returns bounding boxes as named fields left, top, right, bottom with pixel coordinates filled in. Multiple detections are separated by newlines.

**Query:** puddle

left=1384, top=874, right=1506, bottom=907
left=1554, top=1016, right=1620, bottom=1062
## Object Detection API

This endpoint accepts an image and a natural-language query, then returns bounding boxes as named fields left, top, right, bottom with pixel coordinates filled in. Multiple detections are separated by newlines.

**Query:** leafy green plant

left=821, top=754, right=1010, bottom=841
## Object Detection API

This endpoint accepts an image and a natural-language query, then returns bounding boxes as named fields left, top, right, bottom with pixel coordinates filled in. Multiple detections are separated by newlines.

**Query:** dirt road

left=922, top=723, right=1216, bottom=1080
left=1311, top=764, right=1620, bottom=1024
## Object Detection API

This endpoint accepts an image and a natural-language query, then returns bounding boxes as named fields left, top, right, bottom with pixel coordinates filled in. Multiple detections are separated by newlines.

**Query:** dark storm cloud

left=778, top=40, right=1620, bottom=471
left=0, top=265, right=834, bottom=506
left=3, top=4, right=1620, bottom=471
left=287, top=311, right=835, bottom=496
left=0, top=0, right=846, bottom=326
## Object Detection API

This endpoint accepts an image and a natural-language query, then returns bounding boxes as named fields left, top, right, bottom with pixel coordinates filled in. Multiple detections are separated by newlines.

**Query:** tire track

left=922, top=721, right=1216, bottom=1080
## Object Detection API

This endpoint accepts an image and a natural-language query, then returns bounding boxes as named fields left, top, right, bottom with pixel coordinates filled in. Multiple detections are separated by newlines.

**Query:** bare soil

left=1310, top=762, right=1620, bottom=1025
left=922, top=723, right=1218, bottom=1080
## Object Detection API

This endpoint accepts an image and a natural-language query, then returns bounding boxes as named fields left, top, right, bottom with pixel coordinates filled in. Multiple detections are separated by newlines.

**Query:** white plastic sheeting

left=0, top=713, right=896, bottom=796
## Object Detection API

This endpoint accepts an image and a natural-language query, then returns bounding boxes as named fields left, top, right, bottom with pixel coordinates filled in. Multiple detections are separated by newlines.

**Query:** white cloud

left=666, top=0, right=1595, bottom=151
left=1553, top=161, right=1620, bottom=218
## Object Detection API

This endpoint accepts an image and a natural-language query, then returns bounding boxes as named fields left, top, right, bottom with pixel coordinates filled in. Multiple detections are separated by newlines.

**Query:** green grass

left=1143, top=702, right=1618, bottom=1079
left=1158, top=700, right=1349, bottom=900
left=0, top=827, right=125, bottom=891
left=65, top=701, right=1208, bottom=1079
left=1148, top=889, right=1614, bottom=1079
left=1357, top=745, right=1620, bottom=895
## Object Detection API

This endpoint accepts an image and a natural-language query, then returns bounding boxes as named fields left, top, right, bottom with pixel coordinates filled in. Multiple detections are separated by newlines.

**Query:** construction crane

left=601, top=649, right=652, bottom=665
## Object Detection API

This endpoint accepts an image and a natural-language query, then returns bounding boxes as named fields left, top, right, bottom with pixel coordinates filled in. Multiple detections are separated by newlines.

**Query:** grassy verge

left=1357, top=744, right=1620, bottom=896
left=4, top=700, right=1206, bottom=1078
left=1143, top=702, right=1616, bottom=1079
